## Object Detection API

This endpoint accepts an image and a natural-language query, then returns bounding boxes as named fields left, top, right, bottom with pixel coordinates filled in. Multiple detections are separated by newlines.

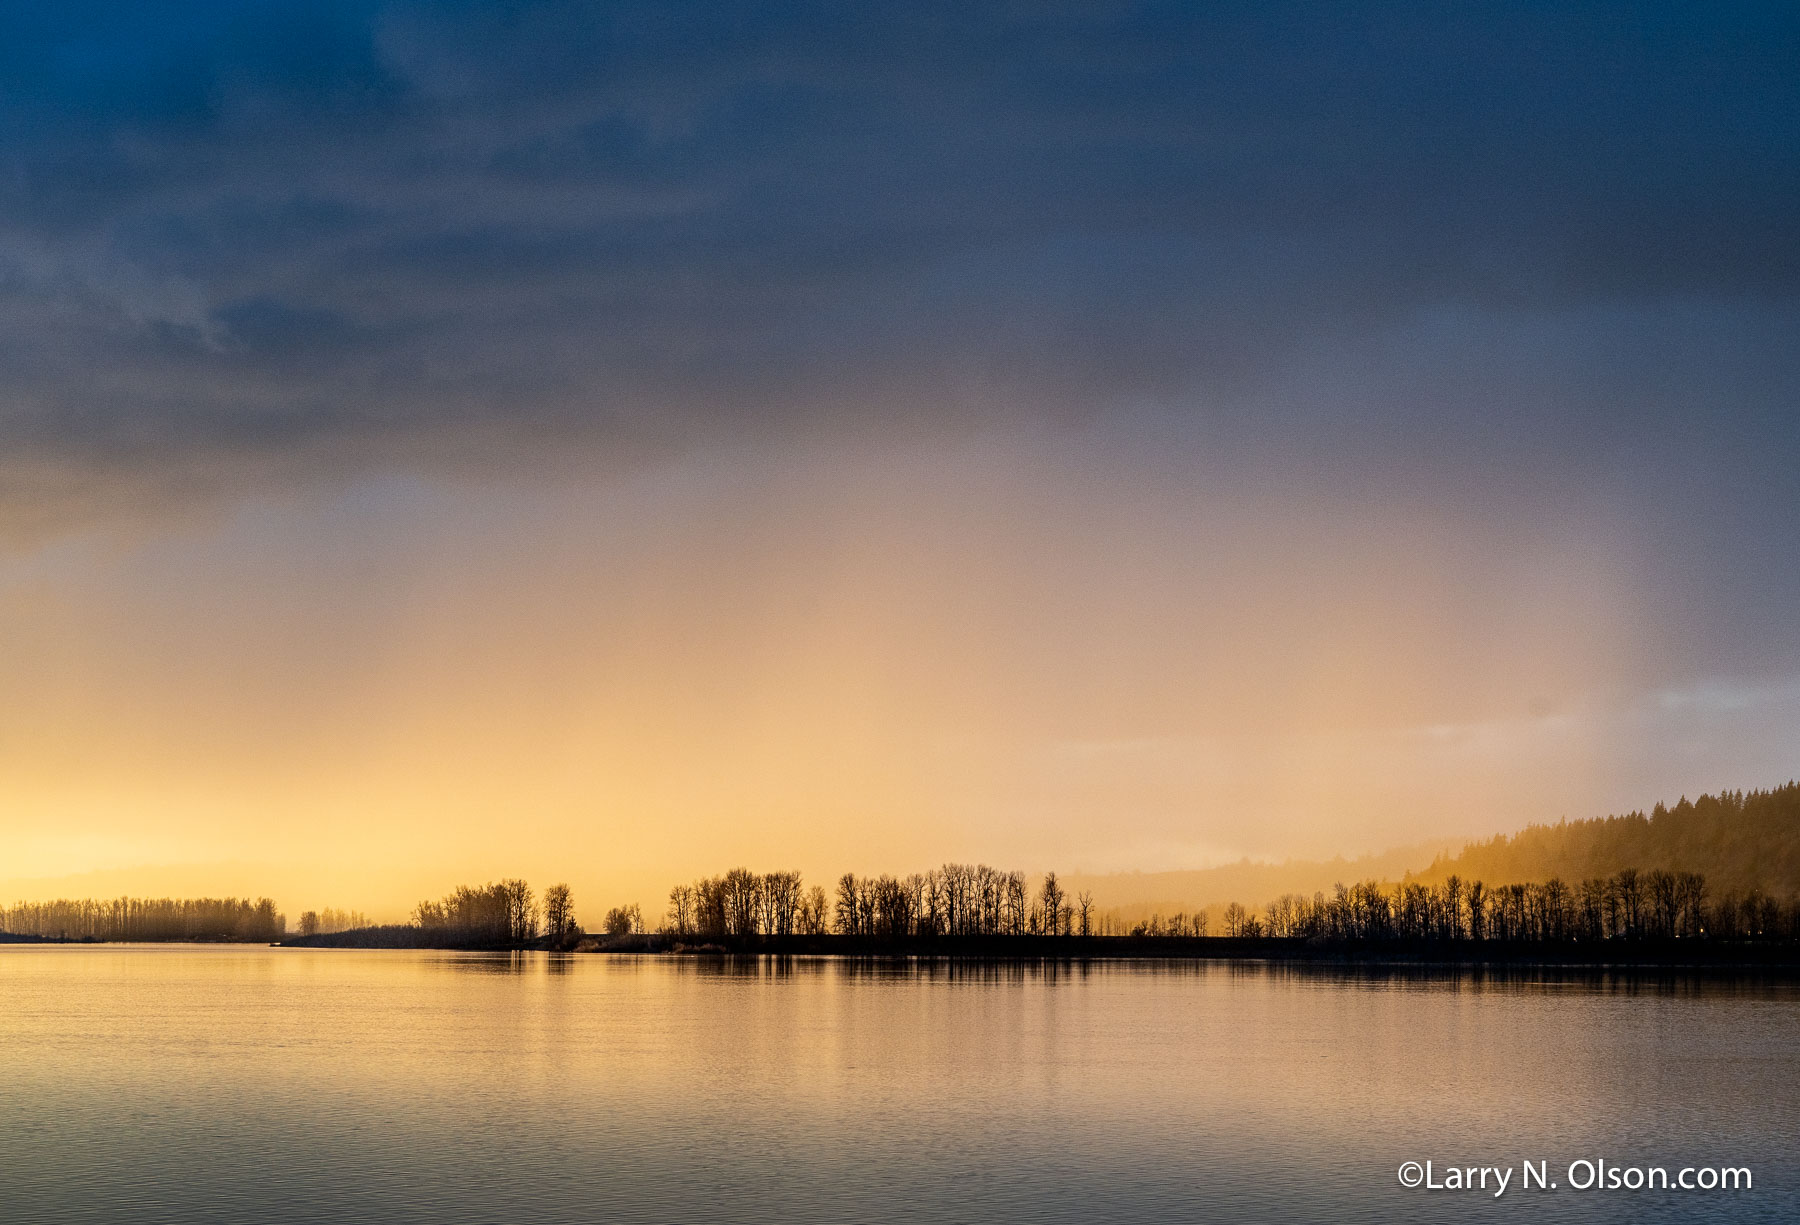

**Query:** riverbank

left=620, top=934, right=1800, bottom=968
left=272, top=929, right=1800, bottom=968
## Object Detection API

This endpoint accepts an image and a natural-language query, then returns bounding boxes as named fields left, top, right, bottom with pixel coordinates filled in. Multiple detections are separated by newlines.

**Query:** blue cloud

left=0, top=0, right=1795, bottom=538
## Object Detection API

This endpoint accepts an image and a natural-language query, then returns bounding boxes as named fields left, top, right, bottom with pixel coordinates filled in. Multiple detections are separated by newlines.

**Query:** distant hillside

left=1065, top=838, right=1461, bottom=916
left=1409, top=783, right=1800, bottom=899
left=1073, top=782, right=1800, bottom=915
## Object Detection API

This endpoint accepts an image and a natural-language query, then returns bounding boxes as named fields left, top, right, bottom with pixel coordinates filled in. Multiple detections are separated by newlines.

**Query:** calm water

left=0, top=947, right=1794, bottom=1224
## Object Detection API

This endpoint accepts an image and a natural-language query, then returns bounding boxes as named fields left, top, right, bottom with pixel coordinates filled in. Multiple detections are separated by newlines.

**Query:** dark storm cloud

left=1, top=1, right=1797, bottom=500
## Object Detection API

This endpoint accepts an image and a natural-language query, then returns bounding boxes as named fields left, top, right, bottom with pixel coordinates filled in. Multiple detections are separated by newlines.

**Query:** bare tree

left=1038, top=872, right=1066, bottom=936
left=1613, top=868, right=1643, bottom=939
left=1541, top=878, right=1570, bottom=941
left=1646, top=869, right=1680, bottom=938
left=1575, top=878, right=1606, bottom=940
left=1465, top=880, right=1486, bottom=941
left=694, top=876, right=728, bottom=937
left=835, top=873, right=862, bottom=935
left=760, top=870, right=803, bottom=936
left=1441, top=875, right=1464, bottom=940
left=500, top=878, right=538, bottom=943
left=543, top=883, right=576, bottom=945
left=664, top=884, right=696, bottom=937
left=721, top=868, right=762, bottom=937
left=1677, top=872, right=1707, bottom=938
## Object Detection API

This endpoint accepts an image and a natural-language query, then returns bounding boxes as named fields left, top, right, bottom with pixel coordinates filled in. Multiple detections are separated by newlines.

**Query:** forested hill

left=1063, top=839, right=1462, bottom=919
left=1409, top=783, right=1800, bottom=897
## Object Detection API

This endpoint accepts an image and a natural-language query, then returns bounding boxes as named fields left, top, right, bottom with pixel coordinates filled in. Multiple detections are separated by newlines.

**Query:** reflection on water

left=670, top=953, right=1800, bottom=996
left=0, top=946, right=1794, bottom=1224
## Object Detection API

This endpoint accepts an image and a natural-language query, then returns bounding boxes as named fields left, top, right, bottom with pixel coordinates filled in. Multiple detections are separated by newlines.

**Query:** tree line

left=1415, top=783, right=1800, bottom=898
left=297, top=907, right=369, bottom=937
left=1152, top=868, right=1800, bottom=943
left=411, top=879, right=583, bottom=945
left=14, top=782, right=1800, bottom=953
left=662, top=865, right=1099, bottom=939
left=651, top=863, right=1800, bottom=947
left=0, top=896, right=285, bottom=942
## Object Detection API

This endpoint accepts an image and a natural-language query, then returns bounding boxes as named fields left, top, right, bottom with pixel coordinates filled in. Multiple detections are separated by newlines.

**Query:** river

left=0, top=945, right=1793, bottom=1223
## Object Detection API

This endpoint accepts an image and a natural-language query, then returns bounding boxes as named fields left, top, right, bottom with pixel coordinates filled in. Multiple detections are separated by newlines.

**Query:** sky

left=2, top=2, right=1798, bottom=920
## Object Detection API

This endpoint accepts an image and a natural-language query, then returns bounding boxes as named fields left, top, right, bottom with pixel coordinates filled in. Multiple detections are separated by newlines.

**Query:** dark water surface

left=0, top=946, right=1794, bottom=1223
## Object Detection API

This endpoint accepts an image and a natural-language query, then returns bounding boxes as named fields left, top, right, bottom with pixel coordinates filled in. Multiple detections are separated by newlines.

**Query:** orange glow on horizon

left=0, top=433, right=1760, bottom=923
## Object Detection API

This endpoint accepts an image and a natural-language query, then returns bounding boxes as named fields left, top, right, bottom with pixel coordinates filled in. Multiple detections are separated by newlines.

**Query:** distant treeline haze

left=1065, top=783, right=1800, bottom=922
left=5, top=786, right=1797, bottom=948
left=0, top=896, right=284, bottom=942
left=1415, top=784, right=1800, bottom=897
left=297, top=907, right=369, bottom=937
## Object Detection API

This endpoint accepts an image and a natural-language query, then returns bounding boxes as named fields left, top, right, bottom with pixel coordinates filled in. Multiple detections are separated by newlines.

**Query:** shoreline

left=269, top=930, right=1800, bottom=970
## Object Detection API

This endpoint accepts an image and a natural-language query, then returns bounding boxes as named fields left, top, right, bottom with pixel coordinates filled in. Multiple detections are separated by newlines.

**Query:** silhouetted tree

left=762, top=870, right=803, bottom=936
left=416, top=883, right=513, bottom=944
left=694, top=876, right=729, bottom=937
left=501, top=879, right=538, bottom=943
left=543, top=883, right=576, bottom=944
left=1004, top=872, right=1029, bottom=935
left=637, top=845, right=1798, bottom=953
left=1613, top=868, right=1644, bottom=939
left=0, top=895, right=286, bottom=942
left=1465, top=880, right=1486, bottom=941
left=1677, top=871, right=1707, bottom=937
left=1038, top=872, right=1066, bottom=936
left=721, top=868, right=761, bottom=937
left=1440, top=875, right=1464, bottom=939
left=835, top=872, right=862, bottom=936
